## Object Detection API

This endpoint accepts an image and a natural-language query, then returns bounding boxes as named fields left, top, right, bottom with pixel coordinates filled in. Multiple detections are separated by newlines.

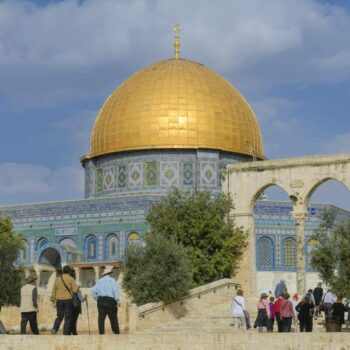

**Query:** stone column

left=231, top=211, right=256, bottom=296
left=74, top=267, right=80, bottom=285
left=93, top=266, right=100, bottom=282
left=292, top=211, right=307, bottom=296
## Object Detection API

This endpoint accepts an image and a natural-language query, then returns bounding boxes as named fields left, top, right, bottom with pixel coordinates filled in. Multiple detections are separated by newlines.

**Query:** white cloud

left=320, top=132, right=350, bottom=154
left=251, top=97, right=299, bottom=134
left=0, top=0, right=349, bottom=75
left=0, top=162, right=84, bottom=204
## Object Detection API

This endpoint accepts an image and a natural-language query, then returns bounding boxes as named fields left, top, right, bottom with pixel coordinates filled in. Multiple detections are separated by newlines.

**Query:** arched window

left=306, top=239, right=318, bottom=269
left=283, top=238, right=296, bottom=270
left=257, top=237, right=274, bottom=270
left=108, top=235, right=119, bottom=259
left=86, top=236, right=97, bottom=260
left=37, top=237, right=48, bottom=250
left=59, top=238, right=77, bottom=250
left=128, top=232, right=142, bottom=246
left=20, top=240, right=29, bottom=264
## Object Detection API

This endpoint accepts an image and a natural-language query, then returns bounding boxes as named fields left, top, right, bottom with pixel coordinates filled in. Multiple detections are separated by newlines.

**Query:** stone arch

left=250, top=182, right=294, bottom=212
left=304, top=177, right=350, bottom=207
left=36, top=243, right=67, bottom=267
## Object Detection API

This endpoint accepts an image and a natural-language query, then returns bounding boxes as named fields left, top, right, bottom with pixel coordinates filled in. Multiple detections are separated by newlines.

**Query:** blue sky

left=0, top=0, right=349, bottom=208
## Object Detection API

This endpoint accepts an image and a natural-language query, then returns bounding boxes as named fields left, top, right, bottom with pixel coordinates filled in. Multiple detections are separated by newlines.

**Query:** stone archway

left=38, top=247, right=62, bottom=269
left=223, top=153, right=350, bottom=295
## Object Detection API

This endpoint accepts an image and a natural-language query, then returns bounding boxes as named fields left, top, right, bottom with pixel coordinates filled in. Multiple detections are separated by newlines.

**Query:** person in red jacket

left=274, top=296, right=284, bottom=332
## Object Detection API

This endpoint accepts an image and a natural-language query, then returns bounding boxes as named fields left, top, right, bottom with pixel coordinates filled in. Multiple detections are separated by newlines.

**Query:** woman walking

left=231, top=289, right=247, bottom=332
left=296, top=296, right=314, bottom=332
left=254, top=293, right=270, bottom=332
left=280, top=293, right=294, bottom=332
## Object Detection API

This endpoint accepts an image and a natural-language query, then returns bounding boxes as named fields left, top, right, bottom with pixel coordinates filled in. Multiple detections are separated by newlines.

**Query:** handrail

left=138, top=280, right=241, bottom=319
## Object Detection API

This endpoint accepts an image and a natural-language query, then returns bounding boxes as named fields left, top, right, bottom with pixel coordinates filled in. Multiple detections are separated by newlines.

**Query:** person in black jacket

left=331, top=297, right=348, bottom=329
left=296, top=296, right=314, bottom=332
left=313, top=282, right=323, bottom=318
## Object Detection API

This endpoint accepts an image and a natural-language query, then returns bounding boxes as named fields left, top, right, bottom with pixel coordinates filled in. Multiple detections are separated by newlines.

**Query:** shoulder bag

left=234, top=298, right=251, bottom=329
left=60, top=275, right=80, bottom=309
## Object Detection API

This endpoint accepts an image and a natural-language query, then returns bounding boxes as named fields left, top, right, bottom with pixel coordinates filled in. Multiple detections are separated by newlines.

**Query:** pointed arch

left=36, top=237, right=49, bottom=250
left=106, top=234, right=119, bottom=260
left=305, top=177, right=350, bottom=206
left=256, top=236, right=274, bottom=270
left=282, top=238, right=296, bottom=271
left=85, top=235, right=97, bottom=260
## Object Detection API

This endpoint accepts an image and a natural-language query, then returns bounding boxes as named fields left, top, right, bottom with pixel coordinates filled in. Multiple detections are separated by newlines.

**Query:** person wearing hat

left=20, top=275, right=39, bottom=335
left=92, top=266, right=120, bottom=334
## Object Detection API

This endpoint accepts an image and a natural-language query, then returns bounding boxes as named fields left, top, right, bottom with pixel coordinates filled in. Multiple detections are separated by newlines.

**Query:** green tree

left=146, top=189, right=248, bottom=285
left=311, top=208, right=350, bottom=297
left=123, top=233, right=193, bottom=305
left=0, top=218, right=24, bottom=310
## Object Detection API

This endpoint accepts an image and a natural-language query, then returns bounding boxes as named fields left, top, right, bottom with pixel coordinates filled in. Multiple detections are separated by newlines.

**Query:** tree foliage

left=0, top=218, right=24, bottom=309
left=311, top=208, right=350, bottom=297
left=146, top=189, right=248, bottom=285
left=123, top=233, right=193, bottom=305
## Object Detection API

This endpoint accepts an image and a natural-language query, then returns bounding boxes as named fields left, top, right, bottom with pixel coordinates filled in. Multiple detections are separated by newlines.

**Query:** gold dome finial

left=173, top=24, right=181, bottom=59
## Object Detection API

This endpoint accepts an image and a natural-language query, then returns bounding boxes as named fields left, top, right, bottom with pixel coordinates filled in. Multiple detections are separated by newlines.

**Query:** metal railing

left=139, top=280, right=241, bottom=319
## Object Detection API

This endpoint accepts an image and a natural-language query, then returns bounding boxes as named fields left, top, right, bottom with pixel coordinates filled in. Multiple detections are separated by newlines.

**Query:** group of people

left=20, top=265, right=121, bottom=335
left=231, top=280, right=350, bottom=333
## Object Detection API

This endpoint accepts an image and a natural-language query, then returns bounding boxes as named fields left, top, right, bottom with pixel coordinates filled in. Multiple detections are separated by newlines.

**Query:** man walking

left=92, top=266, right=120, bottom=334
left=313, top=282, right=323, bottom=318
left=274, top=280, right=287, bottom=298
left=20, top=275, right=39, bottom=335
left=51, top=265, right=78, bottom=335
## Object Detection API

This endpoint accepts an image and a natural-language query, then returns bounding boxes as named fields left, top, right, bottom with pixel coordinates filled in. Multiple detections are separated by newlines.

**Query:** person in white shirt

left=231, top=289, right=247, bottom=332
left=322, top=290, right=336, bottom=319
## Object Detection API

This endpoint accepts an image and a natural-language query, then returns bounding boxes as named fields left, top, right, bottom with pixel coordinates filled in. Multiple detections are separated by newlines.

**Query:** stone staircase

left=140, top=296, right=258, bottom=334
left=140, top=296, right=327, bottom=334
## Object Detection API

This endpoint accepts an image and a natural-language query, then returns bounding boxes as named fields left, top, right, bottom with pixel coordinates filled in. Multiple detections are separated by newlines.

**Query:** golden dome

left=86, top=58, right=264, bottom=160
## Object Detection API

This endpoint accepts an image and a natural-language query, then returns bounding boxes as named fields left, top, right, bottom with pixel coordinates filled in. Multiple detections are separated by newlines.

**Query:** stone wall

left=1, top=333, right=350, bottom=350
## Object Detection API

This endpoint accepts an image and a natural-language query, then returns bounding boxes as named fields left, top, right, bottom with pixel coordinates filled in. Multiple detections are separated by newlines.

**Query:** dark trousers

left=53, top=299, right=73, bottom=335
left=275, top=312, right=284, bottom=332
left=282, top=317, right=292, bottom=332
left=324, top=303, right=333, bottom=319
left=20, top=312, right=39, bottom=335
left=268, top=318, right=274, bottom=332
left=70, top=309, right=80, bottom=335
left=97, top=296, right=120, bottom=334
left=299, top=317, right=313, bottom=332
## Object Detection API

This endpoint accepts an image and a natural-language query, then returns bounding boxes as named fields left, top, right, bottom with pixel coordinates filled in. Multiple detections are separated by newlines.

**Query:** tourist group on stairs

left=231, top=280, right=350, bottom=333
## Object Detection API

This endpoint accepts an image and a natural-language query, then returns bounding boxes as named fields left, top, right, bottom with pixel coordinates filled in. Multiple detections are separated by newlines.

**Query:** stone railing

left=128, top=278, right=240, bottom=332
